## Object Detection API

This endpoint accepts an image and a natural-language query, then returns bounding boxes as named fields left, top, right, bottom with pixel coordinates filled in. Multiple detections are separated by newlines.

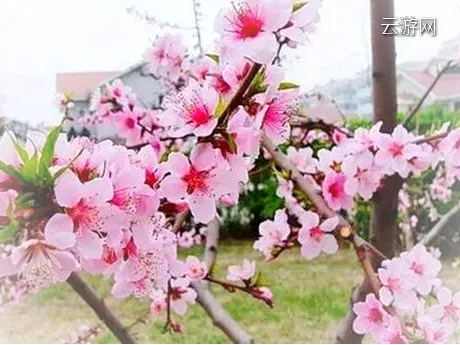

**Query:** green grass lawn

left=0, top=242, right=458, bottom=343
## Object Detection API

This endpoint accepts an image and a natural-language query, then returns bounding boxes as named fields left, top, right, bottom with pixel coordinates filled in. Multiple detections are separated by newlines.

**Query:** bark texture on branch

left=192, top=281, right=254, bottom=344
left=67, top=273, right=136, bottom=344
left=192, top=217, right=253, bottom=343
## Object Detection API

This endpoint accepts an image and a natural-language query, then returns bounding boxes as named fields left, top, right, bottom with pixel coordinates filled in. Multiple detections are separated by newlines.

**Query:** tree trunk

left=336, top=0, right=399, bottom=342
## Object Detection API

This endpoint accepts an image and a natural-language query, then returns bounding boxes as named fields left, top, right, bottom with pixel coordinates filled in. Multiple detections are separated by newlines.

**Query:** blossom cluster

left=0, top=130, right=210, bottom=322
left=0, top=0, right=459, bottom=341
left=353, top=244, right=460, bottom=344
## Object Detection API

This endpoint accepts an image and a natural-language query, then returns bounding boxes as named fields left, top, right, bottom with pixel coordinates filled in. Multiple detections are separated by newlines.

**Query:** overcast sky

left=0, top=0, right=459, bottom=125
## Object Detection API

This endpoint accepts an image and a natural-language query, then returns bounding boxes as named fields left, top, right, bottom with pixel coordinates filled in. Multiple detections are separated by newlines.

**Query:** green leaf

left=0, top=161, right=24, bottom=183
left=293, top=1, right=307, bottom=11
left=215, top=96, right=227, bottom=119
left=278, top=82, right=300, bottom=90
left=205, top=54, right=220, bottom=64
left=40, top=126, right=61, bottom=169
left=38, top=126, right=62, bottom=185
left=252, top=271, right=268, bottom=288
left=20, top=154, right=39, bottom=182
left=0, top=221, right=19, bottom=244
left=10, top=136, right=30, bottom=164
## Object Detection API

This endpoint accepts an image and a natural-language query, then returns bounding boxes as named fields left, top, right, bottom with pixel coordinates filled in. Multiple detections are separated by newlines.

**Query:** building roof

left=402, top=70, right=460, bottom=99
left=56, top=71, right=121, bottom=100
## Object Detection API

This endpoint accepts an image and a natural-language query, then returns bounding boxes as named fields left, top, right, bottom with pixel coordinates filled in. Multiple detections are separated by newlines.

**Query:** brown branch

left=420, top=201, right=460, bottom=246
left=171, top=210, right=189, bottom=233
left=265, top=134, right=382, bottom=298
left=218, top=63, right=262, bottom=126
left=67, top=273, right=136, bottom=344
left=403, top=60, right=455, bottom=127
left=191, top=282, right=254, bottom=343
left=412, top=131, right=450, bottom=145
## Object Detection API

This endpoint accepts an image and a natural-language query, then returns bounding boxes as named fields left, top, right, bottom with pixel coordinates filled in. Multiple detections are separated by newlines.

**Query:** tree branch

left=191, top=282, right=254, bottom=343
left=420, top=201, right=460, bottom=246
left=191, top=217, right=253, bottom=343
left=264, top=134, right=382, bottom=297
left=203, top=217, right=220, bottom=287
left=402, top=60, right=455, bottom=127
left=67, top=273, right=136, bottom=344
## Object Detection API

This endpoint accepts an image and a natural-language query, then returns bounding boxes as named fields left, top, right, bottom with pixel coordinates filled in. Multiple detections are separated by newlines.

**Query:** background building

left=307, top=34, right=460, bottom=118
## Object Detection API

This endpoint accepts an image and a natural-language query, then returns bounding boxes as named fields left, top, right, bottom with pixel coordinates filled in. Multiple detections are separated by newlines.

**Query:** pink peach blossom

left=297, top=211, right=338, bottom=260
left=227, top=259, right=256, bottom=282
left=322, top=171, right=353, bottom=211
left=160, top=143, right=234, bottom=224
left=353, top=293, right=391, bottom=339
left=215, top=0, right=292, bottom=63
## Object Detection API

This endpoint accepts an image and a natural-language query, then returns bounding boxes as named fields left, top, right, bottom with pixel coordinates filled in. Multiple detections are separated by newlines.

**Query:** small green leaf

left=40, top=126, right=61, bottom=169
left=252, top=271, right=267, bottom=287
left=38, top=126, right=62, bottom=185
left=20, top=154, right=39, bottom=182
left=278, top=82, right=300, bottom=90
left=0, top=221, right=19, bottom=244
left=6, top=131, right=29, bottom=163
left=215, top=96, right=227, bottom=119
left=293, top=1, right=307, bottom=12
left=205, top=54, right=220, bottom=64
left=0, top=161, right=24, bottom=183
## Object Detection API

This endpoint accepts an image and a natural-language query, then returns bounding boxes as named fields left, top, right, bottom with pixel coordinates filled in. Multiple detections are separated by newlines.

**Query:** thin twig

left=402, top=60, right=455, bottom=127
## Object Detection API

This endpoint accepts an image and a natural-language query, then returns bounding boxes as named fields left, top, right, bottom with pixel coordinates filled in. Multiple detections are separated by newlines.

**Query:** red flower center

left=190, top=106, right=210, bottom=126
left=445, top=303, right=459, bottom=321
left=369, top=307, right=383, bottom=323
left=145, top=170, right=158, bottom=188
left=389, top=142, right=404, bottom=157
left=411, top=261, right=425, bottom=275
left=328, top=180, right=343, bottom=199
left=125, top=117, right=136, bottom=129
left=310, top=226, right=324, bottom=242
left=103, top=246, right=118, bottom=265
left=182, top=167, right=209, bottom=194
left=236, top=10, right=263, bottom=39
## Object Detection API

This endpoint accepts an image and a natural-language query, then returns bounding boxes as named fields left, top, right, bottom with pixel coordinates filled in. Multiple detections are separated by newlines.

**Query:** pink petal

left=320, top=217, right=339, bottom=233
left=83, top=177, right=114, bottom=204
left=44, top=213, right=76, bottom=250
left=188, top=195, right=217, bottom=224
left=193, top=119, right=218, bottom=137
left=300, top=240, right=321, bottom=260
left=112, top=280, right=133, bottom=299
left=353, top=317, right=369, bottom=335
left=52, top=251, right=79, bottom=281
left=77, top=230, right=103, bottom=259
left=190, top=143, right=218, bottom=171
left=54, top=171, right=83, bottom=208
left=159, top=176, right=187, bottom=202
left=299, top=211, right=319, bottom=230
left=168, top=152, right=190, bottom=176
left=0, top=256, right=19, bottom=277
left=437, top=287, right=453, bottom=306
left=321, top=234, right=338, bottom=254
left=131, top=221, right=151, bottom=252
